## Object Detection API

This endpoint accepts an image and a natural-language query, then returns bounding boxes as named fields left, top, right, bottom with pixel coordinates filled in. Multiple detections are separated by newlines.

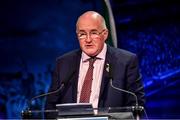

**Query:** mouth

left=85, top=44, right=94, bottom=48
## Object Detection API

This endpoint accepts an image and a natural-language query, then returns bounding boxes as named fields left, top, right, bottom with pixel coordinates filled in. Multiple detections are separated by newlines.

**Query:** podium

left=22, top=103, right=143, bottom=120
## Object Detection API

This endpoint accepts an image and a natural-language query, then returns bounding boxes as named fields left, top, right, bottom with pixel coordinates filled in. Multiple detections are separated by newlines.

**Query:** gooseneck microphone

left=28, top=70, right=76, bottom=109
left=109, top=75, right=144, bottom=113
left=28, top=83, right=65, bottom=110
left=22, top=82, right=65, bottom=119
left=107, top=63, right=145, bottom=120
left=109, top=75, right=141, bottom=107
left=107, top=63, right=141, bottom=107
left=22, top=71, right=76, bottom=119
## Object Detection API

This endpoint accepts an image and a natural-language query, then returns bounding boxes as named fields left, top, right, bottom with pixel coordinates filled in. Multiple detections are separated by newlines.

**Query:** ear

left=103, top=29, right=109, bottom=41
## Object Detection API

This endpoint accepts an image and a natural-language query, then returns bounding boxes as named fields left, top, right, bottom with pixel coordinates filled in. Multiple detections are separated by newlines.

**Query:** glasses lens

left=90, top=31, right=99, bottom=39
left=78, top=33, right=87, bottom=39
left=77, top=30, right=104, bottom=39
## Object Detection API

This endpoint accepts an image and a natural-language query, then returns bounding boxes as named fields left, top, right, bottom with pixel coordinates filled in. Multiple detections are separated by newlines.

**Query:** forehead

left=77, top=16, right=102, bottom=31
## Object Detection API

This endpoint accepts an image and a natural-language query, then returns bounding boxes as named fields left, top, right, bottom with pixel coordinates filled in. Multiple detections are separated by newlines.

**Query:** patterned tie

left=80, top=57, right=96, bottom=103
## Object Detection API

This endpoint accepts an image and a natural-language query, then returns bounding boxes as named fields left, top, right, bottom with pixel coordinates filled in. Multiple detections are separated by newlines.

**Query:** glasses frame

left=77, top=29, right=105, bottom=40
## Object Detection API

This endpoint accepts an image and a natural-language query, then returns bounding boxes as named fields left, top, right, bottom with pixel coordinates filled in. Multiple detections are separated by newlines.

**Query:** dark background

left=0, top=0, right=179, bottom=119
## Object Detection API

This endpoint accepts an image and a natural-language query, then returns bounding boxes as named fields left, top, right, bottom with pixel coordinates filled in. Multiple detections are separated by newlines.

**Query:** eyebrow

left=77, top=29, right=98, bottom=33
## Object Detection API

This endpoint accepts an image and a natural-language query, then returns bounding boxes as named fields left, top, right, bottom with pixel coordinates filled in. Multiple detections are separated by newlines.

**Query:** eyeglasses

left=77, top=30, right=105, bottom=40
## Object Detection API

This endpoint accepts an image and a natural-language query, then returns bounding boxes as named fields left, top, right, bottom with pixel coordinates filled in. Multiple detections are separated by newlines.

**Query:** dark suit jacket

left=45, top=45, right=145, bottom=111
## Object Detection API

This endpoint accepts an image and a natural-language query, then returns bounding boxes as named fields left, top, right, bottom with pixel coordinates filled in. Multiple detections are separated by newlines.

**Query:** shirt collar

left=81, top=43, right=107, bottom=62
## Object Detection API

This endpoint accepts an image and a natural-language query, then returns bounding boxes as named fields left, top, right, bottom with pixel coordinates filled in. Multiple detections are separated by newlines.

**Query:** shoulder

left=107, top=45, right=137, bottom=64
left=56, top=49, right=81, bottom=63
left=108, top=46, right=136, bottom=58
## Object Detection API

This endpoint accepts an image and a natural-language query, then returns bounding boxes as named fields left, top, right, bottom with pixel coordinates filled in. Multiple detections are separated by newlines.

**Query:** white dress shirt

left=77, top=43, right=107, bottom=109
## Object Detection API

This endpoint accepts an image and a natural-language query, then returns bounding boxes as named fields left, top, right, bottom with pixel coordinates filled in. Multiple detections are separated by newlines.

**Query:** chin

left=83, top=48, right=98, bottom=56
left=86, top=53, right=95, bottom=56
left=85, top=51, right=97, bottom=56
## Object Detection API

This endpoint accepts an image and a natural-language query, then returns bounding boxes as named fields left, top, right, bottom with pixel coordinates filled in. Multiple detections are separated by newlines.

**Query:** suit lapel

left=71, top=50, right=81, bottom=102
left=99, top=46, right=114, bottom=107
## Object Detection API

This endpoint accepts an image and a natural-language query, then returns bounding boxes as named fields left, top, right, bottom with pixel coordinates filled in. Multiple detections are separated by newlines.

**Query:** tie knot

left=88, top=57, right=96, bottom=66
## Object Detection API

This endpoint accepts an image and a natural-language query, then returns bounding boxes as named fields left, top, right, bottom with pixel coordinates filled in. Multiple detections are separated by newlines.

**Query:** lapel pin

left=106, top=63, right=109, bottom=73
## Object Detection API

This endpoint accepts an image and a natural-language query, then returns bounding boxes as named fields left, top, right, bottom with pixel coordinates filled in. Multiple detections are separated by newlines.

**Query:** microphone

left=109, top=75, right=141, bottom=107
left=109, top=75, right=144, bottom=111
left=28, top=83, right=65, bottom=110
left=22, top=70, right=76, bottom=119
left=22, top=83, right=65, bottom=119
left=28, top=70, right=75, bottom=109
left=107, top=63, right=144, bottom=119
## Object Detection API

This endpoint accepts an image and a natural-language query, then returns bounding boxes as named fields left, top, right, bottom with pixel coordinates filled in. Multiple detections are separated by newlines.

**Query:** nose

left=85, top=34, right=92, bottom=43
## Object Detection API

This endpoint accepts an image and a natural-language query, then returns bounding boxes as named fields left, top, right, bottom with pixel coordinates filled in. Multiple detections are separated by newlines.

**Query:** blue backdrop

left=0, top=0, right=179, bottom=119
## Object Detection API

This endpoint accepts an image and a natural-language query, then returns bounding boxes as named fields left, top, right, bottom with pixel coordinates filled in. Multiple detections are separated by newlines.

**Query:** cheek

left=79, top=40, right=84, bottom=46
left=96, top=40, right=104, bottom=47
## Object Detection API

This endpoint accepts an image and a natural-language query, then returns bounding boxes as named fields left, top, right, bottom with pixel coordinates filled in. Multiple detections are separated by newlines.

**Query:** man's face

left=76, top=17, right=108, bottom=57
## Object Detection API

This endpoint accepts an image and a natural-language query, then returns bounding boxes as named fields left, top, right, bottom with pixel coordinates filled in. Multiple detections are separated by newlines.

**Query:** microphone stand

left=131, top=105, right=144, bottom=120
left=21, top=70, right=76, bottom=119
left=21, top=83, right=65, bottom=119
left=110, top=77, right=144, bottom=120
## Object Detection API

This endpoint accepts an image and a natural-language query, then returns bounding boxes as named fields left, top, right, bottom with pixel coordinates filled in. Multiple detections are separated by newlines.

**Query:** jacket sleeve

left=125, top=54, right=145, bottom=107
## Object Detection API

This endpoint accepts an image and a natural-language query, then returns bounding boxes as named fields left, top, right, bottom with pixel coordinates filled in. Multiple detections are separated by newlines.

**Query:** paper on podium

left=56, top=103, right=94, bottom=116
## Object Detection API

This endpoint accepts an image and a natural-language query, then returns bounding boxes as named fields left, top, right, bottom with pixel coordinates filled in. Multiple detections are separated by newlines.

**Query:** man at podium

left=45, top=11, right=145, bottom=118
